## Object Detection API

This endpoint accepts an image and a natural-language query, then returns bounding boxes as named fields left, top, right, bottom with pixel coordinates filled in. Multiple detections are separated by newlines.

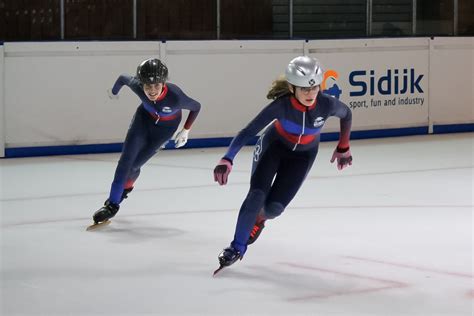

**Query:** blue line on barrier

left=3, top=124, right=472, bottom=158
left=433, top=123, right=474, bottom=134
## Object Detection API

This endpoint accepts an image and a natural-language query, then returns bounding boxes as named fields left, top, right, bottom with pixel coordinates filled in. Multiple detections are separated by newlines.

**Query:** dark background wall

left=0, top=0, right=472, bottom=41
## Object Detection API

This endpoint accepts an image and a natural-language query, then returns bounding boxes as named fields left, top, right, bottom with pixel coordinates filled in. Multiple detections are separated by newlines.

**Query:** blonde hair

left=266, top=75, right=291, bottom=100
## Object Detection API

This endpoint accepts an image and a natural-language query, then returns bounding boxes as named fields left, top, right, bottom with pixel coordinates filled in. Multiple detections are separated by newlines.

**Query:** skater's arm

left=173, top=96, right=201, bottom=149
left=114, top=75, right=158, bottom=105
left=166, top=84, right=202, bottom=148
left=329, top=98, right=353, bottom=170
left=223, top=101, right=281, bottom=162
left=330, top=99, right=352, bottom=149
left=181, top=98, right=201, bottom=130
left=170, top=84, right=201, bottom=129
left=111, top=75, right=135, bottom=95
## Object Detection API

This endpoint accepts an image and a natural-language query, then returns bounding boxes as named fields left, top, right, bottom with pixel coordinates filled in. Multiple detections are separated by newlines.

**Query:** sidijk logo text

left=349, top=69, right=424, bottom=96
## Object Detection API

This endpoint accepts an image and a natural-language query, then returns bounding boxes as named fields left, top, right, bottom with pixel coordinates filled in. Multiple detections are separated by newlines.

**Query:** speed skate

left=86, top=220, right=111, bottom=231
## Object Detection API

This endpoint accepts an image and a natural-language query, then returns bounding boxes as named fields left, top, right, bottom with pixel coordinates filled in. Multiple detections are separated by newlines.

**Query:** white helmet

left=285, top=56, right=324, bottom=87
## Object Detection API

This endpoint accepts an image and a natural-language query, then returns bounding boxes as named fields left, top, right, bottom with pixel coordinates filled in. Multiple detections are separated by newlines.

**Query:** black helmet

left=136, top=58, right=168, bottom=84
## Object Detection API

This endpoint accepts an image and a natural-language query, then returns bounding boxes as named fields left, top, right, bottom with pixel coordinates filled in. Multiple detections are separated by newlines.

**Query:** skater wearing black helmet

left=213, top=56, right=353, bottom=273
left=90, top=58, right=201, bottom=227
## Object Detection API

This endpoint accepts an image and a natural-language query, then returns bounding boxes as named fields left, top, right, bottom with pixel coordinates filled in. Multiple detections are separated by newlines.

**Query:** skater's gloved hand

left=174, top=128, right=189, bottom=148
left=107, top=88, right=119, bottom=100
left=330, top=147, right=352, bottom=170
left=214, top=158, right=232, bottom=185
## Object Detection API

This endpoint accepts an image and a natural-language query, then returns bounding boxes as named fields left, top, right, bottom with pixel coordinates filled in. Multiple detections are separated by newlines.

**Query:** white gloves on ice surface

left=174, top=128, right=190, bottom=148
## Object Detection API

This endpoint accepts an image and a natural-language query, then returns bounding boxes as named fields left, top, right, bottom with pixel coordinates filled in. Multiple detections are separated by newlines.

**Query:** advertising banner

left=308, top=38, right=430, bottom=132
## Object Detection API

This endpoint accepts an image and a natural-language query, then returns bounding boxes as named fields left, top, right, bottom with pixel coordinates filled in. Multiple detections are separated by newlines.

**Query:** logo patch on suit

left=253, top=133, right=265, bottom=162
left=162, top=106, right=172, bottom=113
left=314, top=117, right=325, bottom=127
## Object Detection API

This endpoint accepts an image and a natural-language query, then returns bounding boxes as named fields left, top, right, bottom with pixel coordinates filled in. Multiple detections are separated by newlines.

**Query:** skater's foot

left=218, top=246, right=242, bottom=267
left=247, top=217, right=266, bottom=245
left=93, top=200, right=119, bottom=224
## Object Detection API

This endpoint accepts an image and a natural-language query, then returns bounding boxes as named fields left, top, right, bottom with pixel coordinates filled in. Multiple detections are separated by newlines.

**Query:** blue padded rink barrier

left=1, top=133, right=472, bottom=316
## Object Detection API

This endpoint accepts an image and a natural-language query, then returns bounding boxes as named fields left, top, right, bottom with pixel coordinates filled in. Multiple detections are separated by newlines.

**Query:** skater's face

left=291, top=84, right=319, bottom=107
left=143, top=83, right=164, bottom=101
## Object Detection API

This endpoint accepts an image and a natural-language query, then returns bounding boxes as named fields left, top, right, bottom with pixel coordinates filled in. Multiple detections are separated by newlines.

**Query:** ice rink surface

left=1, top=133, right=473, bottom=316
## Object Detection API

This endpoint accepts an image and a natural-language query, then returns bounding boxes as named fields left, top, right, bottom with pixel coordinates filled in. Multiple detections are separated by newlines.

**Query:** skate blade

left=213, top=265, right=226, bottom=276
left=86, top=220, right=111, bottom=231
left=213, top=256, right=243, bottom=276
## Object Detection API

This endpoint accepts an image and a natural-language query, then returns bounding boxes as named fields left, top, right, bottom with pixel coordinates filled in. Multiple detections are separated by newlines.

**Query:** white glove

left=174, top=128, right=190, bottom=148
left=107, top=88, right=119, bottom=100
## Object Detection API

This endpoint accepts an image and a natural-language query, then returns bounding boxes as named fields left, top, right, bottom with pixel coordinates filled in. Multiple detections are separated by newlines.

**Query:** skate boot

left=92, top=200, right=119, bottom=224
left=247, top=217, right=266, bottom=245
left=218, top=246, right=242, bottom=266
left=213, top=246, right=242, bottom=275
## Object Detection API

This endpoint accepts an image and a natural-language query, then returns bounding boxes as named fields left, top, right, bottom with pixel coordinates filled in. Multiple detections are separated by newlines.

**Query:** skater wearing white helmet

left=213, top=56, right=353, bottom=273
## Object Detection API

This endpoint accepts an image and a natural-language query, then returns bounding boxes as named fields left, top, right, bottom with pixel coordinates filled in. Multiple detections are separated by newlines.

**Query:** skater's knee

left=264, top=201, right=285, bottom=219
left=246, top=189, right=266, bottom=204
left=240, top=189, right=266, bottom=216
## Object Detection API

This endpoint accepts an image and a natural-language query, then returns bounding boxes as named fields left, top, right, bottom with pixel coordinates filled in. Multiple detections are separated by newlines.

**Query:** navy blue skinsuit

left=108, top=75, right=201, bottom=205
left=222, top=93, right=352, bottom=255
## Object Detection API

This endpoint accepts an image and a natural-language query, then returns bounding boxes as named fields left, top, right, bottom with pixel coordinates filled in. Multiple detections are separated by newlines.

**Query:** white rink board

left=1, top=38, right=473, bottom=150
left=4, top=42, right=161, bottom=147
left=429, top=37, right=474, bottom=126
left=0, top=44, right=4, bottom=157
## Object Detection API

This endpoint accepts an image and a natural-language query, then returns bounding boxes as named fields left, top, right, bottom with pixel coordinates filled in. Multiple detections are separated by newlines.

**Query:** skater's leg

left=263, top=148, right=318, bottom=218
left=93, top=113, right=147, bottom=223
left=230, top=142, right=282, bottom=255
left=118, top=124, right=177, bottom=202
left=126, top=124, right=177, bottom=186
left=231, top=189, right=266, bottom=254
left=108, top=117, right=147, bottom=204
left=246, top=148, right=318, bottom=244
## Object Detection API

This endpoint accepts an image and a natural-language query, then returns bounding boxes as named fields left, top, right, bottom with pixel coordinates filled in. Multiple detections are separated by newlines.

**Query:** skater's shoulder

left=164, top=82, right=181, bottom=94
left=119, top=75, right=142, bottom=90
left=165, top=83, right=198, bottom=104
left=318, top=93, right=346, bottom=106
left=116, top=74, right=138, bottom=85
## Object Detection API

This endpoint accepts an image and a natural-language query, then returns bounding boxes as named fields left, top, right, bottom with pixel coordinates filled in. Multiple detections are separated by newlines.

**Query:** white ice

left=1, top=133, right=473, bottom=316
